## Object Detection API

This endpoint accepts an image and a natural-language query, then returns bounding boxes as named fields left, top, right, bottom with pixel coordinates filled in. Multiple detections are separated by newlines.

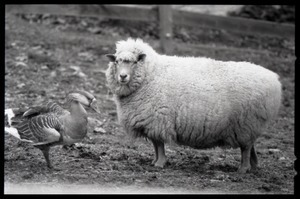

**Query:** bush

left=228, top=5, right=295, bottom=24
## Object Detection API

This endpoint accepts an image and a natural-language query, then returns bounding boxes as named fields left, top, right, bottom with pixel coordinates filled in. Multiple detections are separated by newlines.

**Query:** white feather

left=5, top=127, right=19, bottom=139
left=5, top=109, right=15, bottom=126
left=4, top=127, right=33, bottom=143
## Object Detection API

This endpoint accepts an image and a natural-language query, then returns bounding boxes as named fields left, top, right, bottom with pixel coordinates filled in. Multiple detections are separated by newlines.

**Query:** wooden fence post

left=158, top=5, right=173, bottom=54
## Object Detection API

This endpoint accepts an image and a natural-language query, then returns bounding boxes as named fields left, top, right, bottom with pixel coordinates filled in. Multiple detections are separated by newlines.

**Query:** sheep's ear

left=106, top=54, right=116, bottom=62
left=137, top=54, right=146, bottom=62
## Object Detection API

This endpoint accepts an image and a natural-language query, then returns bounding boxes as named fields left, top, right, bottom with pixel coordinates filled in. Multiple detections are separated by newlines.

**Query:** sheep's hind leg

left=238, top=146, right=252, bottom=173
left=151, top=139, right=158, bottom=165
left=250, top=145, right=258, bottom=171
left=152, top=140, right=167, bottom=168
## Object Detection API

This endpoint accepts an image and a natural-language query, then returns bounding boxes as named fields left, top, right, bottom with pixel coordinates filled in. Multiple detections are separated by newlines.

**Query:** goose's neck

left=62, top=101, right=88, bottom=142
left=69, top=101, right=87, bottom=118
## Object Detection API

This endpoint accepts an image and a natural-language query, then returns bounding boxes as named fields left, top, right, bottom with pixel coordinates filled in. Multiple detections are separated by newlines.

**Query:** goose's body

left=5, top=91, right=100, bottom=169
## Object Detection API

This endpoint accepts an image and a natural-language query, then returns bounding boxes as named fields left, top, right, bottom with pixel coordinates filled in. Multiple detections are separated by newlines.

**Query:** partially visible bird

left=5, top=90, right=100, bottom=169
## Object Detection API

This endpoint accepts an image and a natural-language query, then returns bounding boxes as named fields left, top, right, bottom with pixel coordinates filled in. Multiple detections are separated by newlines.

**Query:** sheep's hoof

left=154, top=160, right=166, bottom=168
left=151, top=159, right=157, bottom=166
left=250, top=162, right=258, bottom=171
left=237, top=166, right=251, bottom=174
left=154, top=162, right=164, bottom=168
left=250, top=167, right=258, bottom=173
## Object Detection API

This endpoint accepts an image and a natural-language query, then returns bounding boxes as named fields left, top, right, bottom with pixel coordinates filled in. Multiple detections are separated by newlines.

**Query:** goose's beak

left=90, top=98, right=100, bottom=114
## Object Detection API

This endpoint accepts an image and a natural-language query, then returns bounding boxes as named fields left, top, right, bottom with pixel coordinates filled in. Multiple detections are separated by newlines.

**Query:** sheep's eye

left=115, top=60, right=118, bottom=64
left=134, top=61, right=137, bottom=64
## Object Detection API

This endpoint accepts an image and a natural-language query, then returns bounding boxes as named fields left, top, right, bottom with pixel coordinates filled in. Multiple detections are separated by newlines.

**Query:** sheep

left=105, top=38, right=282, bottom=173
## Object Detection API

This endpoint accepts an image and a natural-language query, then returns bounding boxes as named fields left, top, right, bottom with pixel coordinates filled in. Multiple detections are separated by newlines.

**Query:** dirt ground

left=4, top=12, right=295, bottom=194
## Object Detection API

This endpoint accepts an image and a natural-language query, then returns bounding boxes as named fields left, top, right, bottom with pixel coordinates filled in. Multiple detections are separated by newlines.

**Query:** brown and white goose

left=5, top=90, right=100, bottom=169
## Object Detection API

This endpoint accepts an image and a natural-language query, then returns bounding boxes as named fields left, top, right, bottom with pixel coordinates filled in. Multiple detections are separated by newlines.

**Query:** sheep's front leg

left=151, top=139, right=166, bottom=168
left=238, top=146, right=252, bottom=173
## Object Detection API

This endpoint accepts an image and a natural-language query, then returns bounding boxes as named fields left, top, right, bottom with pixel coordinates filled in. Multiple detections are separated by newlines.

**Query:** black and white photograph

left=4, top=4, right=295, bottom=194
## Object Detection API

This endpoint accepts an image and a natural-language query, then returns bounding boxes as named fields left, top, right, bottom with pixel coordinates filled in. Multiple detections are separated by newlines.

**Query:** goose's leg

left=37, top=145, right=60, bottom=170
left=39, top=145, right=53, bottom=169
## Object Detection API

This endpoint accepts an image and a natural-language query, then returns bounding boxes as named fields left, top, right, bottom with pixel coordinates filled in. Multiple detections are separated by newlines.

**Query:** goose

left=5, top=90, right=100, bottom=169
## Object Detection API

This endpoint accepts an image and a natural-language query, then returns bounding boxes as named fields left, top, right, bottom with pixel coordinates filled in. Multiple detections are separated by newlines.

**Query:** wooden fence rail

left=6, top=4, right=295, bottom=54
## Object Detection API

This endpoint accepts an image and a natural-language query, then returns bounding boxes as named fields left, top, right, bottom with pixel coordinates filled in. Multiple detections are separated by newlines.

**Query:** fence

left=5, top=4, right=295, bottom=54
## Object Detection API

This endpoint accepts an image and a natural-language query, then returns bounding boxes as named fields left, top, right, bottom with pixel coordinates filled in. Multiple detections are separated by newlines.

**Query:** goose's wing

left=5, top=113, right=65, bottom=145
left=23, top=102, right=69, bottom=118
left=5, top=108, right=28, bottom=127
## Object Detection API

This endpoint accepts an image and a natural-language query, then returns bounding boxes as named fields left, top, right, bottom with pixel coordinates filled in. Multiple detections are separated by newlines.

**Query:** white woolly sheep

left=105, top=38, right=282, bottom=173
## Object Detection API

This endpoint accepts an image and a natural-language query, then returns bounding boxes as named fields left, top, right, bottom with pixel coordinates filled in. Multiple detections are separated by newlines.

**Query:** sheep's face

left=106, top=53, right=146, bottom=85
left=106, top=52, right=147, bottom=97
left=116, top=60, right=133, bottom=85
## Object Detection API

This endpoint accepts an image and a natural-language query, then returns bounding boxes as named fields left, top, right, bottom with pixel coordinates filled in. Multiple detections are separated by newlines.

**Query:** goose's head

left=67, top=91, right=100, bottom=114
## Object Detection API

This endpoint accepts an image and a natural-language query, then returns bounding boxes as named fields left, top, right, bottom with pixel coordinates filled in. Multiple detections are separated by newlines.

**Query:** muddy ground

left=4, top=12, right=295, bottom=194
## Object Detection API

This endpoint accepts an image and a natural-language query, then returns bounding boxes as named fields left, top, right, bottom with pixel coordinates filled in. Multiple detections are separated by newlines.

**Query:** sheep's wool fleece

left=106, top=38, right=282, bottom=149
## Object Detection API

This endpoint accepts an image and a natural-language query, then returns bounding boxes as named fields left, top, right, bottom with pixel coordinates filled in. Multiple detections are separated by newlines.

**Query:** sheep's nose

left=120, top=74, right=127, bottom=80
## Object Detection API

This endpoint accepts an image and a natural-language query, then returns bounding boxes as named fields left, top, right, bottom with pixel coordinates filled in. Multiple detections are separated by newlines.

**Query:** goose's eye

left=134, top=61, right=137, bottom=64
